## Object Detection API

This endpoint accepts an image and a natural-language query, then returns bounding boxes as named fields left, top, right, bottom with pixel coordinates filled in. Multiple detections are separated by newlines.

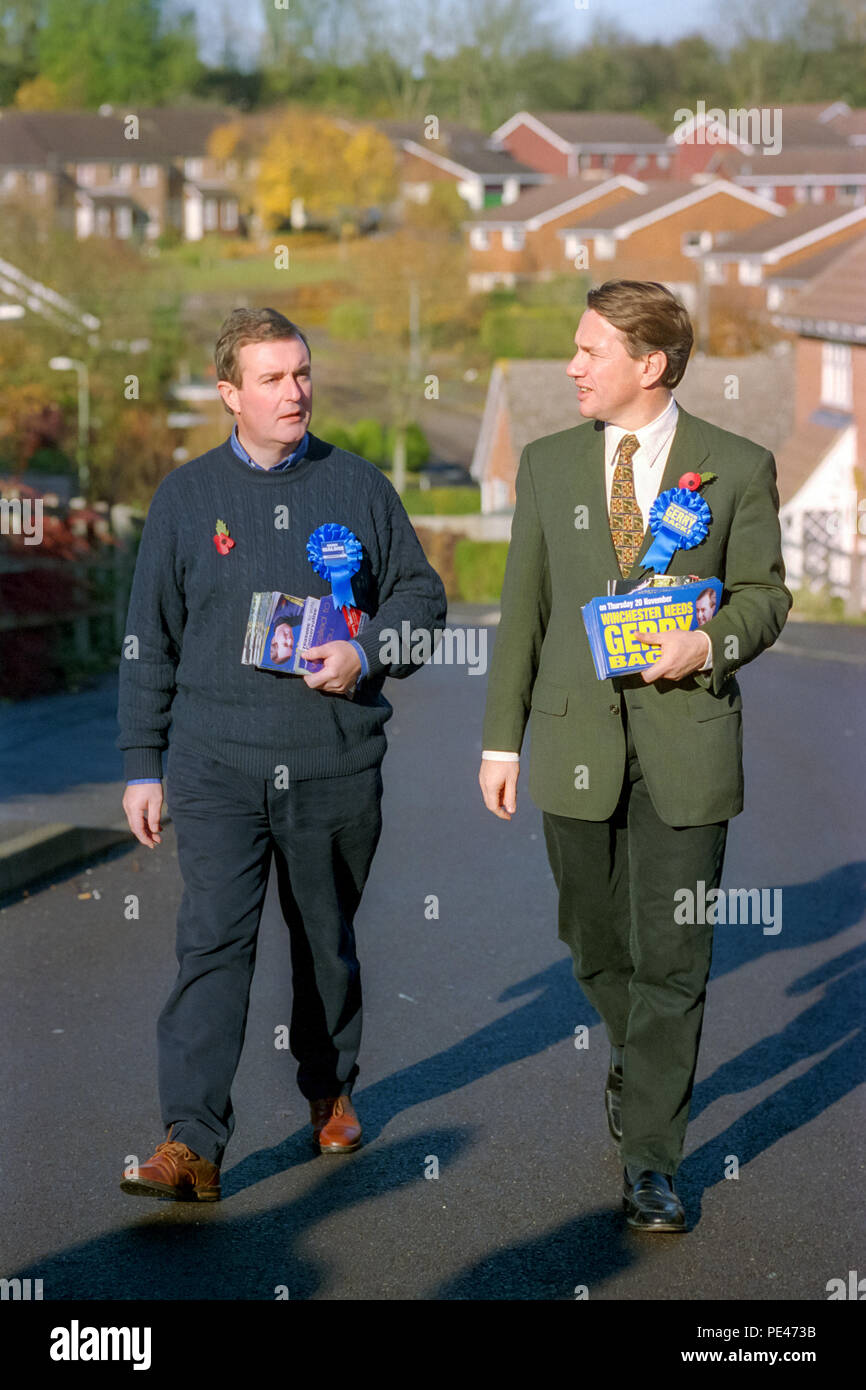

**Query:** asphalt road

left=1, top=621, right=864, bottom=1307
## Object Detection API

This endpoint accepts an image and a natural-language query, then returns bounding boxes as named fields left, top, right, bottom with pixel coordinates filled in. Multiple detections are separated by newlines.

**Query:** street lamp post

left=49, top=356, right=90, bottom=495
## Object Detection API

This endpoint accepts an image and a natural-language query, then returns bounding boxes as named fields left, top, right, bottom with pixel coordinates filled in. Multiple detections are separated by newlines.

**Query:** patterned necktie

left=609, top=433, right=644, bottom=576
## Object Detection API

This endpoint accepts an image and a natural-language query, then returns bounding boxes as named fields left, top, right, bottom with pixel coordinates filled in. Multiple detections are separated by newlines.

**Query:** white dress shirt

left=483, top=394, right=712, bottom=762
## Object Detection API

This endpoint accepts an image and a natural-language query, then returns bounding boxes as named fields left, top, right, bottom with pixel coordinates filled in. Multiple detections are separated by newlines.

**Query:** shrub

left=453, top=540, right=509, bottom=603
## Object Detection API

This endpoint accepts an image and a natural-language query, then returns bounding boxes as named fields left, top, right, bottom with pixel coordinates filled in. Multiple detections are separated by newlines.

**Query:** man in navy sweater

left=117, top=307, right=446, bottom=1200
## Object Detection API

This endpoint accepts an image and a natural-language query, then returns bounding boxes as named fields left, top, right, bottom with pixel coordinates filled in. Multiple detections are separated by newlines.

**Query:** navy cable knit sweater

left=116, top=433, right=447, bottom=782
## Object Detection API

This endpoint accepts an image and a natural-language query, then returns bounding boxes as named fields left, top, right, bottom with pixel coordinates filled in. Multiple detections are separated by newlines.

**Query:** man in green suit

left=479, top=280, right=790, bottom=1232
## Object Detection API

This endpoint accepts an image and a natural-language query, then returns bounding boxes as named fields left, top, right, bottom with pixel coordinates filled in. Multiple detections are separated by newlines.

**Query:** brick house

left=727, top=146, right=866, bottom=208
left=771, top=234, right=866, bottom=607
left=0, top=106, right=243, bottom=242
left=377, top=119, right=546, bottom=212
left=463, top=175, right=645, bottom=290
left=555, top=180, right=783, bottom=312
left=490, top=111, right=672, bottom=179
left=701, top=202, right=866, bottom=311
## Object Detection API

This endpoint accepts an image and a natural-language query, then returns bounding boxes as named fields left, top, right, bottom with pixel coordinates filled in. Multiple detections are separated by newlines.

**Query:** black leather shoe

left=623, top=1169, right=686, bottom=1232
left=604, top=1050, right=623, bottom=1152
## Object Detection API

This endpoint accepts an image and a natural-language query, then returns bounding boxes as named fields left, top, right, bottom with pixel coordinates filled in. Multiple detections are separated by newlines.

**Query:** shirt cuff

left=127, top=778, right=162, bottom=784
left=699, top=630, right=713, bottom=670
left=482, top=751, right=520, bottom=761
left=348, top=640, right=368, bottom=687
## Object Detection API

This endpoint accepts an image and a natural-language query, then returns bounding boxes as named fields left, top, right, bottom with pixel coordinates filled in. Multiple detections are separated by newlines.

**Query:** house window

left=594, top=234, right=616, bottom=260
left=821, top=342, right=852, bottom=410
left=96, top=206, right=112, bottom=236
left=27, top=171, right=48, bottom=193
left=184, top=157, right=204, bottom=180
left=501, top=226, right=525, bottom=252
left=737, top=260, right=763, bottom=286
left=469, top=226, right=490, bottom=251
left=77, top=164, right=97, bottom=186
left=203, top=197, right=218, bottom=231
left=634, top=154, right=647, bottom=170
left=108, top=163, right=132, bottom=184
left=682, top=230, right=712, bottom=256
left=221, top=200, right=238, bottom=231
left=0, top=171, right=17, bottom=190
left=703, top=260, right=727, bottom=285
left=657, top=153, right=670, bottom=170
left=116, top=205, right=133, bottom=238
left=138, top=164, right=159, bottom=186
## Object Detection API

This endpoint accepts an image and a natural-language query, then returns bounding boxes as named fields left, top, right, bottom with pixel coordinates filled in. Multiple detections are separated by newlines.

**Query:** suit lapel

left=573, top=420, right=622, bottom=576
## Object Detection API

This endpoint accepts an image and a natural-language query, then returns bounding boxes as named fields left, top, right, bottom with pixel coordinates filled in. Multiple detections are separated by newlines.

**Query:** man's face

left=218, top=336, right=312, bottom=452
left=695, top=592, right=716, bottom=626
left=566, top=308, right=656, bottom=424
left=270, top=622, right=295, bottom=664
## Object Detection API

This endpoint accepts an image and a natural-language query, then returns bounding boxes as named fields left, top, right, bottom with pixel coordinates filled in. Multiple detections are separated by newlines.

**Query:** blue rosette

left=306, top=524, right=363, bottom=610
left=642, top=487, right=711, bottom=574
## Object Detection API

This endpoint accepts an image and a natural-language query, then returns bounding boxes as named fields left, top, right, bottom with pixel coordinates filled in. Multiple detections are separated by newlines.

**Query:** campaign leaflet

left=241, top=591, right=368, bottom=676
left=582, top=576, right=723, bottom=680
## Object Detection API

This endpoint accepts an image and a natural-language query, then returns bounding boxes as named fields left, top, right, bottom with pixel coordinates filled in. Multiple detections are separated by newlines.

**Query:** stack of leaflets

left=582, top=575, right=723, bottom=680
left=242, top=591, right=368, bottom=676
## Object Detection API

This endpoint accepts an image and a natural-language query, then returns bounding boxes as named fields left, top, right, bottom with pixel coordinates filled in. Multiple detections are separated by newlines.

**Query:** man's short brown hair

left=586, top=280, right=693, bottom=388
left=215, top=307, right=311, bottom=414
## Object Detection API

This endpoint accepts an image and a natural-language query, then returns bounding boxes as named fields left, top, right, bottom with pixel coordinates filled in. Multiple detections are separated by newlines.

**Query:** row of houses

left=1, top=100, right=864, bottom=246
left=463, top=174, right=866, bottom=311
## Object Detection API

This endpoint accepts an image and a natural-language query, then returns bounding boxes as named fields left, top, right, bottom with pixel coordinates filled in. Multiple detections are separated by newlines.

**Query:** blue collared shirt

left=230, top=423, right=310, bottom=471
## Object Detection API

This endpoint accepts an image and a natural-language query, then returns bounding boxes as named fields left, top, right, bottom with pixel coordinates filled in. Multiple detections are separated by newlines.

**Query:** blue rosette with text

left=641, top=487, right=711, bottom=574
left=306, top=523, right=362, bottom=612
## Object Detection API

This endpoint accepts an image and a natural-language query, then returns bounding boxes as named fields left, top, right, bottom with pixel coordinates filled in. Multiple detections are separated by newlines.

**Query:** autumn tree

left=254, top=109, right=398, bottom=238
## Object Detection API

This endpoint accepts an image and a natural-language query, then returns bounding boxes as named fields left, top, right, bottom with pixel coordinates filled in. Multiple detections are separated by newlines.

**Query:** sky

left=192, top=0, right=730, bottom=69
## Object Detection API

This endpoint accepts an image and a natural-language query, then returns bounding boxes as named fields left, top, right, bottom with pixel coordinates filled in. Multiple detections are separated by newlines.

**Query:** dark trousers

left=158, top=743, right=383, bottom=1165
left=542, top=712, right=727, bottom=1176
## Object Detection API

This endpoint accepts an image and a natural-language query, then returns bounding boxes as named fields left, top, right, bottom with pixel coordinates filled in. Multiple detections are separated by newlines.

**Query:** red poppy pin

left=213, top=518, right=235, bottom=554
left=678, top=471, right=716, bottom=492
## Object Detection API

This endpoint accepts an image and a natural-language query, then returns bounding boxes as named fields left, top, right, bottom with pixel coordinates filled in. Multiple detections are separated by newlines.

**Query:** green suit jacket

left=481, top=403, right=792, bottom=826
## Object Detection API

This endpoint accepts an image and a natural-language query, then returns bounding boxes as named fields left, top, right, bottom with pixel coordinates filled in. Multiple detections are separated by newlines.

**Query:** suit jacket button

left=609, top=703, right=620, bottom=715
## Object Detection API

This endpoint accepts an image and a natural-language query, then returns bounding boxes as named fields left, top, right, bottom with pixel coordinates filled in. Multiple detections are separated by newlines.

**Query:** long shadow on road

left=6, top=1129, right=471, bottom=1300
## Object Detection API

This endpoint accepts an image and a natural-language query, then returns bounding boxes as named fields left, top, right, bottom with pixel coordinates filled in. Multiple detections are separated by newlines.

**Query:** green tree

left=36, top=0, right=200, bottom=106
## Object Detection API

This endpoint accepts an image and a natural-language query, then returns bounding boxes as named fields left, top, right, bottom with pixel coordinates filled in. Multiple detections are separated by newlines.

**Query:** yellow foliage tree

left=13, top=76, right=63, bottom=110
left=255, top=111, right=397, bottom=233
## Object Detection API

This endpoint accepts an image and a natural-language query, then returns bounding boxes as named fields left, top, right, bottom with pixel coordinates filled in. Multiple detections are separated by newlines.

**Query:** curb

left=0, top=822, right=135, bottom=898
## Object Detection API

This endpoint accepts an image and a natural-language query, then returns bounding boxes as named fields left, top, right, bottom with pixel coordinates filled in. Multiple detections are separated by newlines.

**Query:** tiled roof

left=561, top=182, right=702, bottom=230
left=469, top=175, right=626, bottom=225
left=774, top=418, right=850, bottom=506
left=529, top=111, right=668, bottom=147
left=706, top=203, right=866, bottom=257
left=0, top=106, right=236, bottom=166
left=764, top=242, right=853, bottom=286
left=733, top=145, right=866, bottom=176
left=772, top=233, right=866, bottom=336
left=378, top=119, right=540, bottom=177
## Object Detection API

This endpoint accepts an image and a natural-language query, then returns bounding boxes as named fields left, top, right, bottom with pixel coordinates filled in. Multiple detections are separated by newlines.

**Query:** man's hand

left=637, top=628, right=710, bottom=683
left=479, top=759, right=519, bottom=820
left=301, top=640, right=362, bottom=694
left=122, top=783, right=163, bottom=849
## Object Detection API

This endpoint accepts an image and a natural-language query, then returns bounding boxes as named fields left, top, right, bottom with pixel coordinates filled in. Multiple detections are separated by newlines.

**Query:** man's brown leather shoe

left=119, top=1131, right=221, bottom=1201
left=310, top=1095, right=362, bottom=1153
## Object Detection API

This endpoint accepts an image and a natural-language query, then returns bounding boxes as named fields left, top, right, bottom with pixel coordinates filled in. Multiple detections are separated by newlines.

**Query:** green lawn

left=149, top=238, right=346, bottom=294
